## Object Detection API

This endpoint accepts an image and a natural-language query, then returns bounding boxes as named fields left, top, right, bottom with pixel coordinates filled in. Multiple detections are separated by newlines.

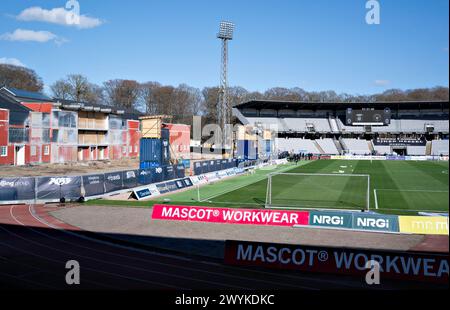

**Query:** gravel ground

left=50, top=205, right=429, bottom=259
left=0, top=158, right=139, bottom=177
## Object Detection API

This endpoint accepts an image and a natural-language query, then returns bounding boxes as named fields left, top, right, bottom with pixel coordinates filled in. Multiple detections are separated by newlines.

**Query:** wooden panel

left=141, top=118, right=161, bottom=138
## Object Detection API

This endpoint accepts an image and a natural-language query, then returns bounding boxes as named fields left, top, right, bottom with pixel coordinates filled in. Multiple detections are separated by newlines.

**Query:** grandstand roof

left=235, top=99, right=449, bottom=111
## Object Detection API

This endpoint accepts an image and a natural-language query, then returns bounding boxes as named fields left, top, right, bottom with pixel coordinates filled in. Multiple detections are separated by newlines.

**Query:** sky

left=0, top=0, right=448, bottom=95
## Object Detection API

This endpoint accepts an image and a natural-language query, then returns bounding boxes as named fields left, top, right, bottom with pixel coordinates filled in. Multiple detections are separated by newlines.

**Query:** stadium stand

left=406, top=145, right=427, bottom=155
left=431, top=140, right=449, bottom=156
left=234, top=100, right=449, bottom=157
left=316, top=138, right=340, bottom=155
left=341, top=139, right=372, bottom=155
left=282, top=118, right=331, bottom=133
left=247, top=117, right=287, bottom=132
left=373, top=145, right=391, bottom=155
left=276, top=138, right=321, bottom=154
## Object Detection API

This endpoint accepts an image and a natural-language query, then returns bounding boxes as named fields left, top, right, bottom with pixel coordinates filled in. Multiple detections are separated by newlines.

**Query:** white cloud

left=17, top=6, right=103, bottom=29
left=0, top=57, right=26, bottom=67
left=0, top=29, right=66, bottom=45
left=374, top=80, right=390, bottom=86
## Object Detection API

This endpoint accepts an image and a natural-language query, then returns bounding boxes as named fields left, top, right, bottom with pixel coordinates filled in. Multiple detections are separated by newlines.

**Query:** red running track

left=0, top=204, right=438, bottom=290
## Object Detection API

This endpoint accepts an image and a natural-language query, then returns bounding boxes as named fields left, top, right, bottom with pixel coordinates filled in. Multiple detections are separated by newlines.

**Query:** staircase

left=338, top=137, right=348, bottom=154
left=314, top=140, right=325, bottom=154
left=425, top=141, right=432, bottom=155
left=328, top=117, right=339, bottom=132
left=368, top=140, right=374, bottom=153
left=334, top=138, right=344, bottom=155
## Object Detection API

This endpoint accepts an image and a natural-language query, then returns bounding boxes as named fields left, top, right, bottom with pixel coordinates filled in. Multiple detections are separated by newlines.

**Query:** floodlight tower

left=217, top=21, right=235, bottom=143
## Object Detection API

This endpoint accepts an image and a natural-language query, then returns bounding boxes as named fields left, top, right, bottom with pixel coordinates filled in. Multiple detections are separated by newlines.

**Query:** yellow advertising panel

left=399, top=216, right=449, bottom=235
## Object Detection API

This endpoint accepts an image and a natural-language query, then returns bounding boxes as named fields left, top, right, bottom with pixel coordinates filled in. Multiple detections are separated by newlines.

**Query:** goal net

left=265, top=172, right=370, bottom=211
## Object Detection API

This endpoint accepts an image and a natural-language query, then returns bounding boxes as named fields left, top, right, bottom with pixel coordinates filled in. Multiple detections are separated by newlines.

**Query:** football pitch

left=90, top=160, right=449, bottom=215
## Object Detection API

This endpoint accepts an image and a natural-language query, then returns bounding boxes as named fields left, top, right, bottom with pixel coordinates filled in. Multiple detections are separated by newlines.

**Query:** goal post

left=265, top=172, right=370, bottom=211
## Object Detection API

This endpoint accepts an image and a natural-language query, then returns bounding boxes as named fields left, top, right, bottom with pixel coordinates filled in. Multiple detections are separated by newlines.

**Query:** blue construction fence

left=0, top=164, right=186, bottom=203
left=0, top=159, right=261, bottom=204
left=192, top=158, right=262, bottom=175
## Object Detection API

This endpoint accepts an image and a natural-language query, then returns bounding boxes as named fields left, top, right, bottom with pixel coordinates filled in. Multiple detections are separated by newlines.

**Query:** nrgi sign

left=353, top=213, right=399, bottom=232
left=224, top=240, right=449, bottom=283
left=310, top=211, right=352, bottom=229
left=152, top=205, right=309, bottom=227
left=308, top=211, right=400, bottom=233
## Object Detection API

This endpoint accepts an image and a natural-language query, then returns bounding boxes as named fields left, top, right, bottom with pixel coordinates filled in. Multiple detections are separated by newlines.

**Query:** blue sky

left=0, top=0, right=448, bottom=95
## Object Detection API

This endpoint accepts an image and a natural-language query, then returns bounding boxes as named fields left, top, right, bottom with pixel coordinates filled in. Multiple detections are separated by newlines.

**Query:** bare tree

left=103, top=79, right=140, bottom=109
left=0, top=64, right=43, bottom=92
left=50, top=74, right=102, bottom=103
left=50, top=79, right=72, bottom=99
left=202, top=87, right=221, bottom=124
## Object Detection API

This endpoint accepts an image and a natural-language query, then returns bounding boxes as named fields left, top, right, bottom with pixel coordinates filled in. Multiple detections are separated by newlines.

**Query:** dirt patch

left=0, top=158, right=139, bottom=177
left=50, top=204, right=431, bottom=259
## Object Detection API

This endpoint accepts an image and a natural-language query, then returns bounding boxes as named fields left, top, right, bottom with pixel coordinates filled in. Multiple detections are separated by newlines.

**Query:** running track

left=0, top=204, right=440, bottom=290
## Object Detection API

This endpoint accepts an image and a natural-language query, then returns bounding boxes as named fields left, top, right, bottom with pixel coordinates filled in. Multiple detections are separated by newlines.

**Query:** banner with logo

left=152, top=204, right=309, bottom=227
left=224, top=240, right=449, bottom=283
left=182, top=178, right=193, bottom=187
left=122, top=170, right=139, bottom=189
left=193, top=161, right=203, bottom=175
left=399, top=216, right=449, bottom=235
left=152, top=166, right=164, bottom=183
left=0, top=177, right=35, bottom=201
left=174, top=179, right=186, bottom=189
left=309, top=210, right=353, bottom=229
left=352, top=213, right=399, bottom=232
left=165, top=181, right=178, bottom=192
left=134, top=184, right=160, bottom=201
left=156, top=183, right=170, bottom=194
left=104, top=172, right=123, bottom=193
left=163, top=165, right=175, bottom=181
left=36, top=176, right=82, bottom=200
left=175, top=164, right=185, bottom=179
left=138, top=169, right=153, bottom=186
left=82, top=174, right=105, bottom=197
left=201, top=161, right=209, bottom=174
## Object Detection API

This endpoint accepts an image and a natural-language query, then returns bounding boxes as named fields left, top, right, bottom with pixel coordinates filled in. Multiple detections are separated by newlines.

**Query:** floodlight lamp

left=217, top=21, right=235, bottom=40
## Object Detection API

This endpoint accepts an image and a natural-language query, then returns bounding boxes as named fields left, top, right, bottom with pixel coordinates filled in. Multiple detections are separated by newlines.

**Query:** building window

left=129, top=145, right=132, bottom=153
left=0, top=146, right=7, bottom=157
left=122, top=146, right=127, bottom=154
left=134, top=145, right=138, bottom=153
left=31, top=145, right=37, bottom=156
left=44, top=145, right=50, bottom=156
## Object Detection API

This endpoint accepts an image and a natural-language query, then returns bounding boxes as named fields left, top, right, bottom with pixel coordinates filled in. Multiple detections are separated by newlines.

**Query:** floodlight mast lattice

left=217, top=21, right=235, bottom=147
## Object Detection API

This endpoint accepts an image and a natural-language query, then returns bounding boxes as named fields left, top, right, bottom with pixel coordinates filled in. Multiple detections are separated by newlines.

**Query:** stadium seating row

left=431, top=140, right=449, bottom=156
left=247, top=117, right=449, bottom=134
left=274, top=138, right=449, bottom=156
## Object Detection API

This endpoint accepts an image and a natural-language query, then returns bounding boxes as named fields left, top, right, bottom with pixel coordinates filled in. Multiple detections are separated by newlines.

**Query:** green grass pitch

left=87, top=160, right=449, bottom=215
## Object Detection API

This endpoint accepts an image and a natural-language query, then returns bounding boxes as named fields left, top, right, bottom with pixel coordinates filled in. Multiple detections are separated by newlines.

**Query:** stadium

left=0, top=0, right=448, bottom=297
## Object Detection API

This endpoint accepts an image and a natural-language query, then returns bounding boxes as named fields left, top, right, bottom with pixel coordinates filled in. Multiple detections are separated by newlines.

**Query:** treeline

left=1, top=63, right=449, bottom=124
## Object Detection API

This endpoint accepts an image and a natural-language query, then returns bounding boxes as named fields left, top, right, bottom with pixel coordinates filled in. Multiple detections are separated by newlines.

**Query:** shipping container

left=139, top=161, right=161, bottom=170
left=140, top=138, right=162, bottom=163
